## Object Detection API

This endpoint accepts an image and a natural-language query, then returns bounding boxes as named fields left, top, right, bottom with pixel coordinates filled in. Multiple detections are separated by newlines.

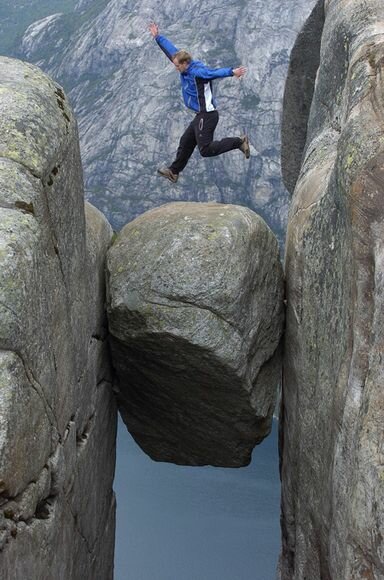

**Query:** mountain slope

left=12, top=0, right=315, bottom=237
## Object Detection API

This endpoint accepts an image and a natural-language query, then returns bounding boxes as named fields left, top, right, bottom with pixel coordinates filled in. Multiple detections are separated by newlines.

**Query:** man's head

left=172, top=50, right=192, bottom=73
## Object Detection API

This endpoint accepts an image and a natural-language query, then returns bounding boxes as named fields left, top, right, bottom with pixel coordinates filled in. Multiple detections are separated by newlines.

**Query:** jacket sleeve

left=155, top=34, right=179, bottom=62
left=192, top=64, right=234, bottom=80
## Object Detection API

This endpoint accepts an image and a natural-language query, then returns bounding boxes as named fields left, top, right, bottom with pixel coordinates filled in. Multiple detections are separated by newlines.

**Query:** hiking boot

left=157, top=167, right=179, bottom=183
left=239, top=135, right=250, bottom=159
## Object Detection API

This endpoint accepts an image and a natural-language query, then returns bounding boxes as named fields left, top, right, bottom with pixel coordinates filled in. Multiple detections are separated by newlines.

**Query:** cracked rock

left=0, top=352, right=51, bottom=498
left=0, top=57, right=116, bottom=579
left=279, top=0, right=384, bottom=578
left=107, top=201, right=284, bottom=467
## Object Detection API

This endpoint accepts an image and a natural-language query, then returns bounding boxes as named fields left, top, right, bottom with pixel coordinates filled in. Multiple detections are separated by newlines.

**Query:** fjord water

left=114, top=418, right=280, bottom=580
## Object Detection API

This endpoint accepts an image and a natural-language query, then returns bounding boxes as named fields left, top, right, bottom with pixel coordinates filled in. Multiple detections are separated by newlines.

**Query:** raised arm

left=149, top=22, right=179, bottom=62
left=193, top=63, right=247, bottom=80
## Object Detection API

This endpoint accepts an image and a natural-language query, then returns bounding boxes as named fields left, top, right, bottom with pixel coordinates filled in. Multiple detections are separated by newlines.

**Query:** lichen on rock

left=107, top=201, right=284, bottom=467
left=0, top=56, right=116, bottom=579
left=279, top=0, right=384, bottom=578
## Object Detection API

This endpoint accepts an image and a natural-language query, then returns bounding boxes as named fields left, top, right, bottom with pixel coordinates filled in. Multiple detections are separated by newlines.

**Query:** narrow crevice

left=19, top=352, right=59, bottom=434
left=76, top=413, right=95, bottom=449
left=0, top=156, right=41, bottom=180
left=77, top=369, right=86, bottom=385
left=0, top=200, right=35, bottom=215
left=52, top=239, right=65, bottom=281
left=1, top=493, right=58, bottom=537
left=54, top=87, right=66, bottom=101
left=0, top=409, right=84, bottom=541
left=55, top=89, right=71, bottom=131
left=40, top=184, right=66, bottom=283
left=52, top=348, right=58, bottom=373
left=145, top=294, right=240, bottom=334
left=63, top=497, right=93, bottom=555
left=0, top=475, right=59, bottom=551
left=0, top=487, right=9, bottom=505
left=0, top=151, right=69, bottom=290
left=91, top=331, right=108, bottom=342
left=97, top=378, right=112, bottom=389
left=0, top=300, right=21, bottom=321
left=14, top=200, right=35, bottom=214
left=43, top=164, right=61, bottom=188
left=33, top=495, right=57, bottom=521
left=0, top=347, right=59, bottom=434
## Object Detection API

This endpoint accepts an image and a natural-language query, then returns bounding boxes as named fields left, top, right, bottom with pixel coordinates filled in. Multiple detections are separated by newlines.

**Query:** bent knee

left=199, top=145, right=214, bottom=158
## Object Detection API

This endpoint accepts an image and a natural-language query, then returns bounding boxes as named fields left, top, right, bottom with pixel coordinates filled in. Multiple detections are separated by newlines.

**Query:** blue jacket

left=155, top=34, right=234, bottom=113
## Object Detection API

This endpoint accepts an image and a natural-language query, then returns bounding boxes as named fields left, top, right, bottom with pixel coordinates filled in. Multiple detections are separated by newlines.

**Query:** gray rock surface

left=107, top=201, right=284, bottom=467
left=12, top=0, right=316, bottom=242
left=281, top=0, right=325, bottom=194
left=0, top=57, right=116, bottom=579
left=279, top=0, right=384, bottom=578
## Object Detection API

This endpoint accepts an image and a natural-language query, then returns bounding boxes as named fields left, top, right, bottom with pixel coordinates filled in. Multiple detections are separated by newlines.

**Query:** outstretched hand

left=149, top=22, right=159, bottom=37
left=233, top=66, right=247, bottom=78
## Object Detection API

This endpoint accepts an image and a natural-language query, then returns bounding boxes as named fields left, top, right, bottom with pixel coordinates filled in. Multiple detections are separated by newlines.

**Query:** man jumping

left=149, top=23, right=250, bottom=183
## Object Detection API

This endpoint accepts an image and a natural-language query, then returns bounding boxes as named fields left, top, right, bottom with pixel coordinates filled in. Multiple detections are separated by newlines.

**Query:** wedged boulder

left=279, top=0, right=384, bottom=578
left=107, top=202, right=284, bottom=467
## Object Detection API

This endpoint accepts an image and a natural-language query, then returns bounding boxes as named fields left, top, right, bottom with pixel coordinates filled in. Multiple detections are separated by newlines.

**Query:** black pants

left=169, top=110, right=242, bottom=174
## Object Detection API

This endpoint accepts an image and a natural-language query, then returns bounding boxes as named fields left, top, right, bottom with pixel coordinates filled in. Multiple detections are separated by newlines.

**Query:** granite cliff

left=0, top=58, right=116, bottom=579
left=4, top=0, right=384, bottom=577
left=280, top=0, right=384, bottom=577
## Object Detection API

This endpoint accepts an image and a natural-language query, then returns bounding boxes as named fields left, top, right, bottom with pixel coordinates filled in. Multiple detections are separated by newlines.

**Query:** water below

left=113, top=418, right=281, bottom=580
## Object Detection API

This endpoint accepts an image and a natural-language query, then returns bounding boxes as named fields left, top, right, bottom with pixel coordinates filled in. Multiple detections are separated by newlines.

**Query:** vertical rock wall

left=280, top=0, right=384, bottom=578
left=0, top=57, right=116, bottom=579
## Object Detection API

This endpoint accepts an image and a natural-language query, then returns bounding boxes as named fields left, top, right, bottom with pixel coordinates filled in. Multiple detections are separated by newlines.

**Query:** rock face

left=107, top=202, right=284, bottom=467
left=279, top=0, right=384, bottom=578
left=0, top=57, right=116, bottom=579
left=10, top=0, right=317, bottom=241
left=281, top=0, right=325, bottom=194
